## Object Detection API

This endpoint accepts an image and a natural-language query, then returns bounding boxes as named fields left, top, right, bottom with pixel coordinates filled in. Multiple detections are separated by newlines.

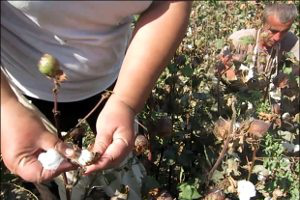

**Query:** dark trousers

left=24, top=83, right=114, bottom=133
left=25, top=92, right=106, bottom=133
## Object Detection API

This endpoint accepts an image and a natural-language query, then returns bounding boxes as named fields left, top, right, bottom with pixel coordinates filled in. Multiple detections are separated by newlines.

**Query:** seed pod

left=134, top=134, right=149, bottom=155
left=213, top=117, right=231, bottom=141
left=204, top=189, right=225, bottom=200
left=38, top=53, right=60, bottom=78
left=69, top=147, right=99, bottom=166
left=248, top=119, right=270, bottom=138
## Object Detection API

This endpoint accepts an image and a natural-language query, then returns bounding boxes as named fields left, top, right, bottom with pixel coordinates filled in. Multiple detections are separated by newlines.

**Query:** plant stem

left=74, top=90, right=112, bottom=129
left=247, top=143, right=259, bottom=181
left=52, top=80, right=71, bottom=200
left=206, top=96, right=237, bottom=184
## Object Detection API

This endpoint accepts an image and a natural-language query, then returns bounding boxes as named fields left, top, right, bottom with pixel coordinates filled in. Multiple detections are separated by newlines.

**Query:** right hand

left=1, top=99, right=76, bottom=183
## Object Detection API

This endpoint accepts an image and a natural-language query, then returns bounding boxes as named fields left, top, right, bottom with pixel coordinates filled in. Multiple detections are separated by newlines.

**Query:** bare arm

left=114, top=1, right=192, bottom=113
left=85, top=1, right=191, bottom=173
left=1, top=71, right=74, bottom=182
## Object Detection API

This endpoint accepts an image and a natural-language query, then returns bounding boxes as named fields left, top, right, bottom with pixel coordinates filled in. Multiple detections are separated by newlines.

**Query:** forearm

left=113, top=1, right=192, bottom=113
left=1, top=72, right=46, bottom=155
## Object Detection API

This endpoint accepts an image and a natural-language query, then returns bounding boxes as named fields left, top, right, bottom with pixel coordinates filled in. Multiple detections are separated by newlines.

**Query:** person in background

left=216, top=3, right=299, bottom=115
left=1, top=1, right=191, bottom=199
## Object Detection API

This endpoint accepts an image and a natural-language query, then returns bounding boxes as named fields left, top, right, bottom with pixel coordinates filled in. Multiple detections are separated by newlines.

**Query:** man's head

left=261, top=4, right=298, bottom=47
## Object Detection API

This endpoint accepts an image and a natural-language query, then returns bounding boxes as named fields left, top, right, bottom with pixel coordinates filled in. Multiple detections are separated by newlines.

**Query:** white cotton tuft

left=257, top=172, right=266, bottom=181
left=77, top=149, right=94, bottom=166
left=38, top=149, right=64, bottom=170
left=237, top=180, right=256, bottom=200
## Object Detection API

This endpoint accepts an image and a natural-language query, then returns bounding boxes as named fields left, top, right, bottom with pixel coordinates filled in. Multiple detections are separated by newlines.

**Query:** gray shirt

left=1, top=1, right=152, bottom=101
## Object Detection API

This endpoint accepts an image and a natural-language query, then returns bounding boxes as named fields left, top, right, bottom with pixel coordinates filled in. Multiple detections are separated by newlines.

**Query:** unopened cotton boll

left=77, top=149, right=94, bottom=166
left=38, top=149, right=64, bottom=170
left=237, top=180, right=256, bottom=200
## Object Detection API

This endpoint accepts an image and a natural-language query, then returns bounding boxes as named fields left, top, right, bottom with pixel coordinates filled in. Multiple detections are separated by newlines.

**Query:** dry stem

left=206, top=96, right=237, bottom=185
left=247, top=143, right=260, bottom=181
left=52, top=80, right=71, bottom=200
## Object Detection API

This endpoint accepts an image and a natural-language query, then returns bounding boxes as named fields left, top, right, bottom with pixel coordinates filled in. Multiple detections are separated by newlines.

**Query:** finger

left=93, top=128, right=114, bottom=154
left=84, top=137, right=131, bottom=174
left=17, top=157, right=75, bottom=183
left=38, top=131, right=75, bottom=159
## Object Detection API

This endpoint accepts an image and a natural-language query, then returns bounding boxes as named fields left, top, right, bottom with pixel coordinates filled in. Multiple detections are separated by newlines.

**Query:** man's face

left=261, top=15, right=293, bottom=47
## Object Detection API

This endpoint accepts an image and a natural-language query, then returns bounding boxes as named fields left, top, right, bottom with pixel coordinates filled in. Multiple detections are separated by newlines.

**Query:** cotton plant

left=37, top=53, right=101, bottom=200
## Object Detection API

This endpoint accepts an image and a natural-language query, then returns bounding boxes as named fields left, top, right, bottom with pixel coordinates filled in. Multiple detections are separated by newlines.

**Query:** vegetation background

left=1, top=1, right=299, bottom=200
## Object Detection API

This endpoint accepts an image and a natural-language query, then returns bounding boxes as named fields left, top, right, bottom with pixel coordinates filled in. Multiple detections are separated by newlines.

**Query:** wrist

left=110, top=92, right=138, bottom=115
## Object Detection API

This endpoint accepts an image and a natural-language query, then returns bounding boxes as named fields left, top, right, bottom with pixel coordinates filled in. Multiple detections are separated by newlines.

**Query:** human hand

left=84, top=94, right=135, bottom=174
left=1, top=100, right=76, bottom=183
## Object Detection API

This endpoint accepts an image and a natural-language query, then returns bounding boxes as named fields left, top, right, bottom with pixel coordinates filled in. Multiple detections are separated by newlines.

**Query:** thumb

left=39, top=131, right=75, bottom=159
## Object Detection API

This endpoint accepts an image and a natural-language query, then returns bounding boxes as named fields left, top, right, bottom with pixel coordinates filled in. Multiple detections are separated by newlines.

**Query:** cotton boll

left=237, top=180, right=256, bottom=200
left=66, top=171, right=78, bottom=185
left=294, top=144, right=299, bottom=153
left=282, top=113, right=290, bottom=121
left=60, top=131, right=68, bottom=137
left=38, top=149, right=64, bottom=170
left=257, top=172, right=266, bottom=181
left=269, top=90, right=281, bottom=101
left=77, top=149, right=94, bottom=166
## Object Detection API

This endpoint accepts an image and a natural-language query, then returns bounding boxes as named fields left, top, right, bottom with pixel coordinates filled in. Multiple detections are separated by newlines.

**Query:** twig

left=217, top=73, right=221, bottom=115
left=206, top=96, right=237, bottom=184
left=134, top=119, right=148, bottom=132
left=2, top=182, right=39, bottom=200
left=52, top=82, right=61, bottom=139
left=247, top=142, right=259, bottom=181
left=74, top=90, right=112, bottom=129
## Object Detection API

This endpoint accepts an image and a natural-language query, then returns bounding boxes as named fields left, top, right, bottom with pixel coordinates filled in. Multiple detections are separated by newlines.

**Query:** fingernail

left=65, top=148, right=74, bottom=157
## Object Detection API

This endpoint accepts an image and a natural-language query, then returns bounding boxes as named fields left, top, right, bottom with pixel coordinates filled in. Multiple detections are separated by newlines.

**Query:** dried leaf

left=204, top=189, right=225, bottom=200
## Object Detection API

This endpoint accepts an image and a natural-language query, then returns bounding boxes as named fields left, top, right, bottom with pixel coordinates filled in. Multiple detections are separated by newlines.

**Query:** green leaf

left=215, top=38, right=225, bottom=50
left=178, top=183, right=201, bottom=200
left=182, top=65, right=194, bottom=77
left=283, top=66, right=292, bottom=75
left=168, top=63, right=178, bottom=74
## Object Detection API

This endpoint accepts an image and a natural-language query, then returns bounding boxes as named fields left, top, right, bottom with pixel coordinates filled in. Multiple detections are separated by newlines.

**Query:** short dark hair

left=263, top=4, right=298, bottom=23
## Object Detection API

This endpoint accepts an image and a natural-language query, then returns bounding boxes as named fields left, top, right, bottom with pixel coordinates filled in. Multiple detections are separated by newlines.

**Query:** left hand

left=84, top=94, right=135, bottom=174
